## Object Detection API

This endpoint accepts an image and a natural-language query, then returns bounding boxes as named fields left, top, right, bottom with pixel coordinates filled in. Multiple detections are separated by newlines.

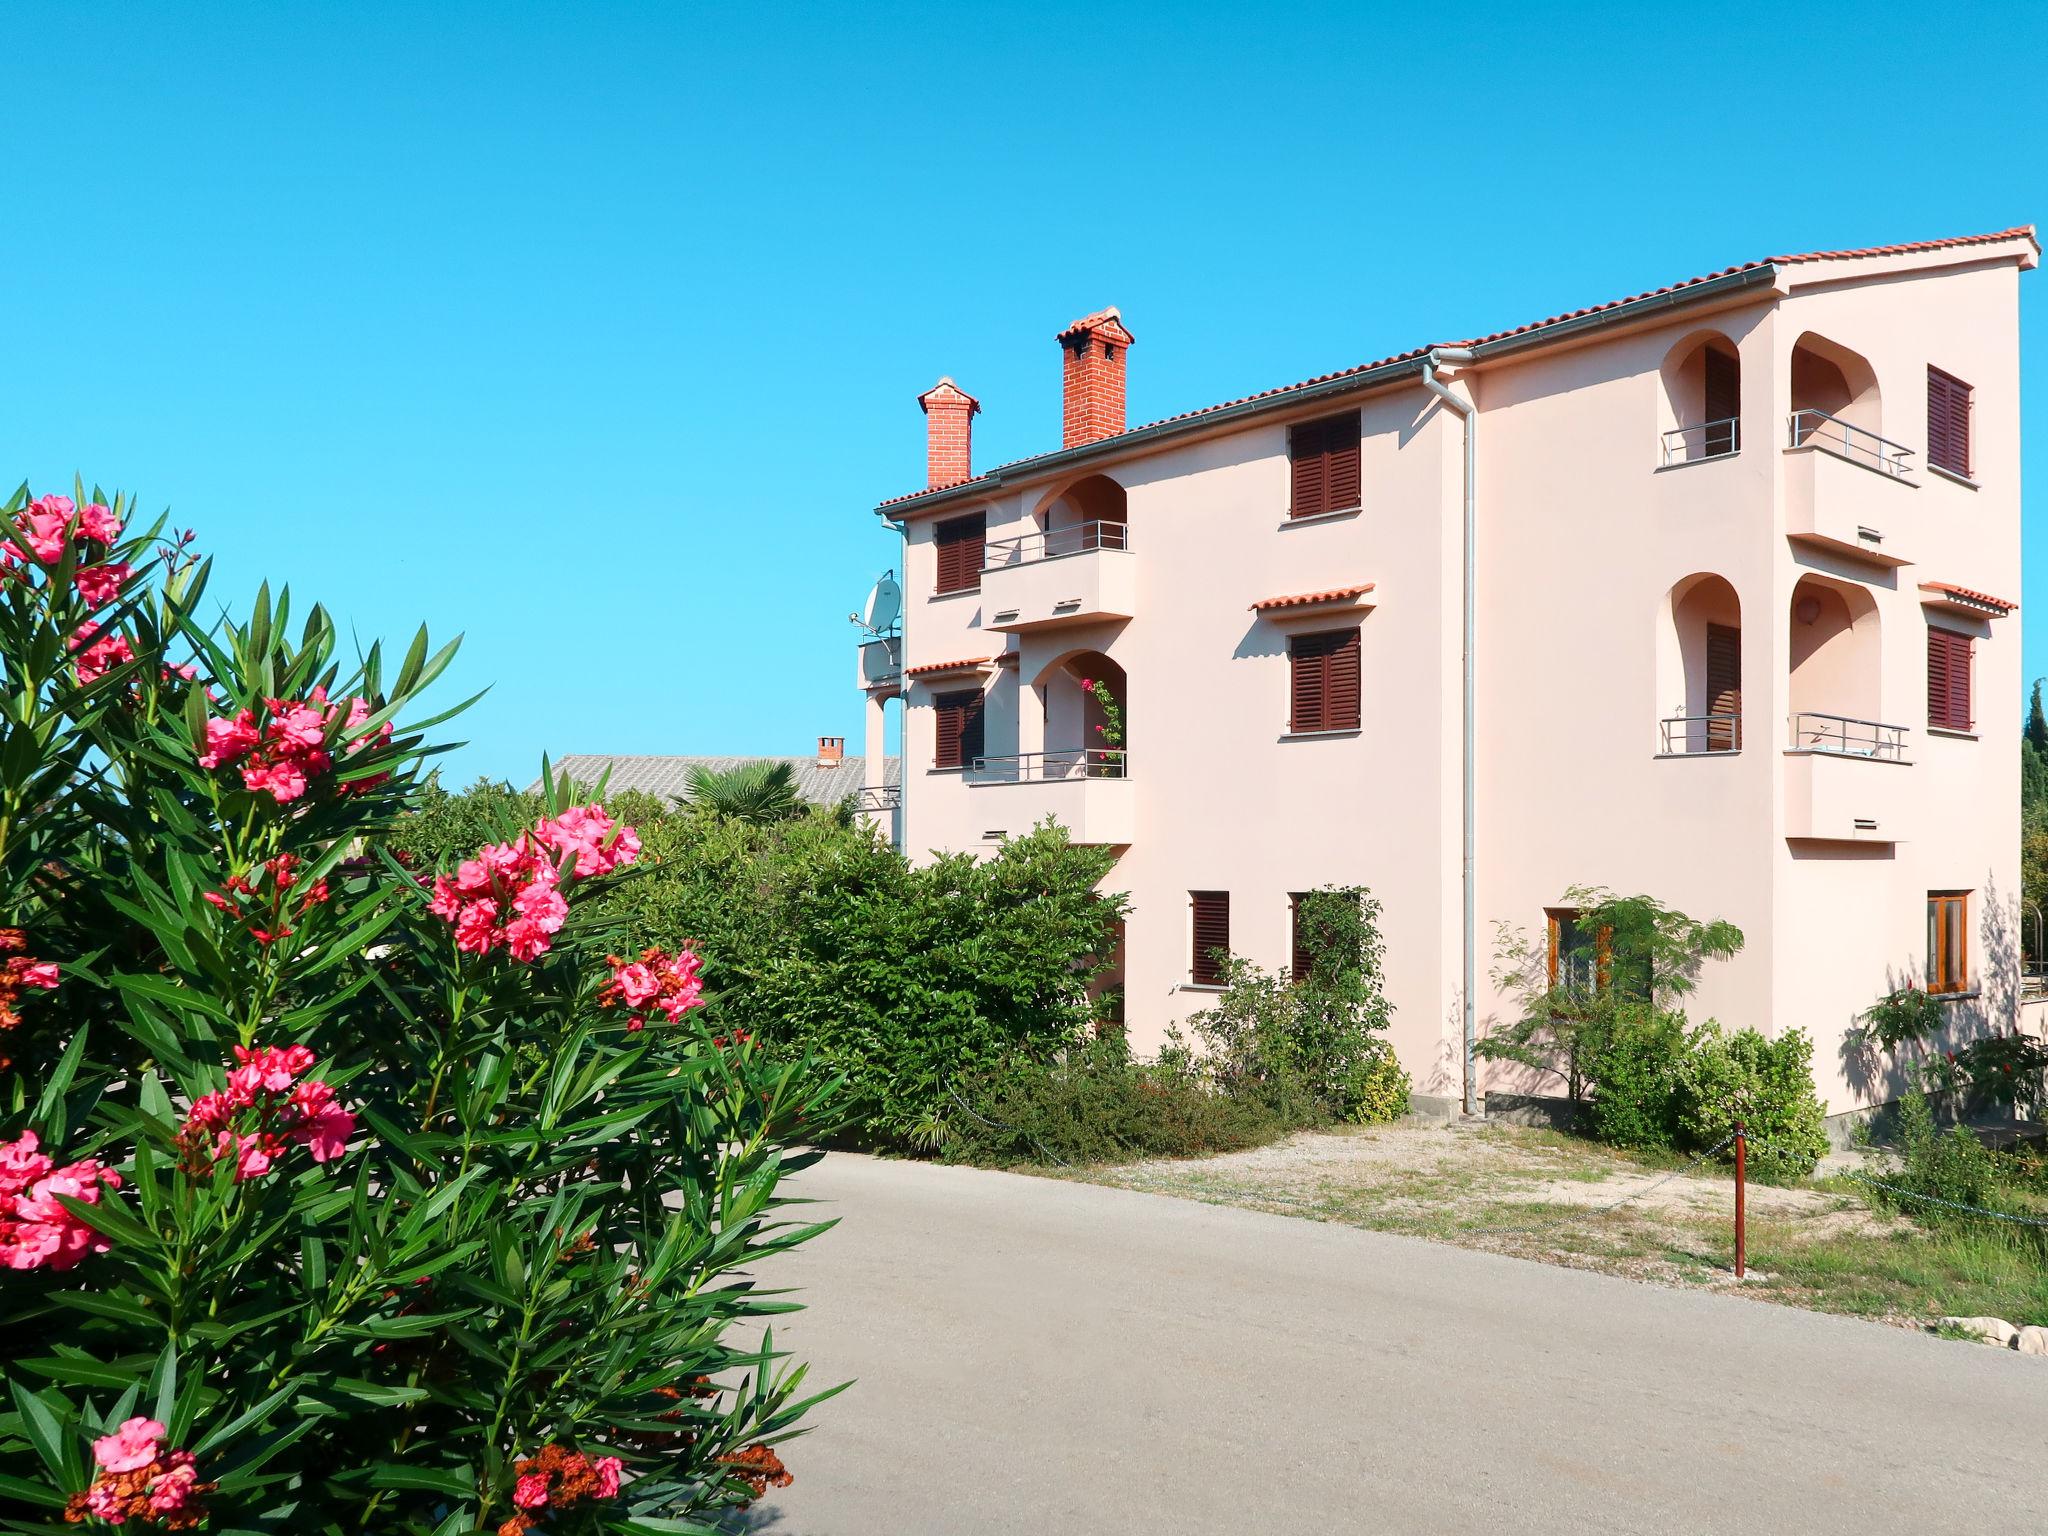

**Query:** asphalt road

left=749, top=1153, right=2046, bottom=1535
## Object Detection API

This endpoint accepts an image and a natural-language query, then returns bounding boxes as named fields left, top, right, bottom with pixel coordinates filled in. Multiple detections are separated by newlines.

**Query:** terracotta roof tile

left=1919, top=581, right=2017, bottom=614
left=904, top=655, right=999, bottom=678
left=877, top=227, right=2037, bottom=514
left=1250, top=584, right=1375, bottom=612
left=1056, top=307, right=1134, bottom=345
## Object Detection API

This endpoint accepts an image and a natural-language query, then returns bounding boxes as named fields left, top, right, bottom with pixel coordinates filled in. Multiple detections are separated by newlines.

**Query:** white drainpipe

left=1420, top=347, right=1478, bottom=1117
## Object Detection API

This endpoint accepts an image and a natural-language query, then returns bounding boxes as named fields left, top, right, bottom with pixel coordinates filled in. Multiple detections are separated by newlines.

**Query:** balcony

left=1658, top=712, right=1741, bottom=756
left=1659, top=416, right=1740, bottom=467
left=981, top=522, right=1135, bottom=632
left=857, top=636, right=902, bottom=692
left=965, top=749, right=1135, bottom=845
left=1782, top=712, right=1909, bottom=842
left=1783, top=410, right=1917, bottom=567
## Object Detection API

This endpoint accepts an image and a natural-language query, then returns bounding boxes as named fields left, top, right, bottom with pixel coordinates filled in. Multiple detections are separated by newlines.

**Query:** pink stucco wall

left=868, top=234, right=2035, bottom=1114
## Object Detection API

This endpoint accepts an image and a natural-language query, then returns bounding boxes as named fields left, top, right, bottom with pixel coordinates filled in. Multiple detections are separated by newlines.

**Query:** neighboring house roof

left=534, top=754, right=900, bottom=808
left=877, top=226, right=2040, bottom=516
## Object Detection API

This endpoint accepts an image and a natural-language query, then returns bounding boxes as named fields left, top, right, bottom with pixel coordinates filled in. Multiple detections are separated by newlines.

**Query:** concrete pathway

left=752, top=1153, right=2045, bottom=1535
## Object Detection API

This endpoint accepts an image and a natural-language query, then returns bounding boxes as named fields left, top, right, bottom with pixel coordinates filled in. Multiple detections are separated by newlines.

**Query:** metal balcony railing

left=1659, top=712, right=1742, bottom=754
left=983, top=520, right=1129, bottom=569
left=967, top=748, right=1129, bottom=782
left=1786, top=711, right=1909, bottom=762
left=1660, top=417, right=1741, bottom=465
left=851, top=784, right=900, bottom=812
left=1787, top=409, right=1914, bottom=478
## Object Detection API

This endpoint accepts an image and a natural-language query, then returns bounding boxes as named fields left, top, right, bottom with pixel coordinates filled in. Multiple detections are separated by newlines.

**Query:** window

left=1288, top=627, right=1361, bottom=733
left=1927, top=891, right=1970, bottom=995
left=1927, top=366, right=1973, bottom=479
left=1289, top=893, right=1311, bottom=982
left=1190, top=890, right=1230, bottom=986
left=933, top=513, right=986, bottom=595
left=1927, top=626, right=1974, bottom=732
left=932, top=688, right=985, bottom=770
left=1287, top=411, right=1362, bottom=518
left=1546, top=909, right=1604, bottom=1000
left=1701, top=345, right=1740, bottom=457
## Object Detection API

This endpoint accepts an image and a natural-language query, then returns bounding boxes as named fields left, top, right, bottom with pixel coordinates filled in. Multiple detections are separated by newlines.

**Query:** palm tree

left=685, top=760, right=805, bottom=825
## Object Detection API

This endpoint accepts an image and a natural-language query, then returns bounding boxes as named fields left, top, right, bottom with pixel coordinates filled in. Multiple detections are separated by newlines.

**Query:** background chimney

left=1057, top=307, right=1135, bottom=447
left=817, top=735, right=845, bottom=768
left=917, top=377, right=980, bottom=488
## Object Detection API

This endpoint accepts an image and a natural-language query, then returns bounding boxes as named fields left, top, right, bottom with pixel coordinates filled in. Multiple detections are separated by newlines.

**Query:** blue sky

left=4, top=2, right=2042, bottom=783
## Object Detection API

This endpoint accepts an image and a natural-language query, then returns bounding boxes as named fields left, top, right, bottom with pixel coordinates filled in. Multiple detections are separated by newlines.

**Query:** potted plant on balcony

left=1080, top=676, right=1125, bottom=779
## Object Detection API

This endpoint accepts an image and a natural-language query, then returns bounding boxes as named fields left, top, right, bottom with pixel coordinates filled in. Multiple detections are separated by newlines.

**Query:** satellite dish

left=861, top=571, right=902, bottom=635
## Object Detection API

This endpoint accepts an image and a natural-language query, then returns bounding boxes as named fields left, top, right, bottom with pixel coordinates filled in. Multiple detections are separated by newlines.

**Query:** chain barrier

left=1837, top=1169, right=2048, bottom=1228
left=942, top=1079, right=1074, bottom=1170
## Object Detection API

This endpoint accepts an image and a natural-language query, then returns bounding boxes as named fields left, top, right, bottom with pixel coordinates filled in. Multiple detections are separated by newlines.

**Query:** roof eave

left=873, top=264, right=1782, bottom=523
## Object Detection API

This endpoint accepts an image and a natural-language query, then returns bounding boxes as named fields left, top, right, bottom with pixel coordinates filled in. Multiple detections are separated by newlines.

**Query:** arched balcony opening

left=995, top=474, right=1129, bottom=568
left=1035, top=649, right=1128, bottom=779
left=1656, top=573, right=1742, bottom=754
left=1658, top=333, right=1741, bottom=464
left=1787, top=574, right=1901, bottom=758
left=1789, top=333, right=1908, bottom=477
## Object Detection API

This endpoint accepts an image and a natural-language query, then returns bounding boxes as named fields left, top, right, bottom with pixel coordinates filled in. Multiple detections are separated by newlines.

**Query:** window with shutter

left=1190, top=891, right=1230, bottom=986
left=1927, top=626, right=1974, bottom=732
left=1289, top=893, right=1311, bottom=983
left=1288, top=628, right=1362, bottom=733
left=932, top=688, right=985, bottom=770
left=1288, top=412, right=1362, bottom=518
left=1927, top=890, right=1970, bottom=994
left=1705, top=622, right=1741, bottom=750
left=933, top=513, right=986, bottom=595
left=1702, top=347, right=1741, bottom=456
left=1927, top=367, right=1973, bottom=479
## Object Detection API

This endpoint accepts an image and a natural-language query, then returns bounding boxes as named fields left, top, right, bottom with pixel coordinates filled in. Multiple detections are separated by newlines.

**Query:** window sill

left=1926, top=726, right=1979, bottom=741
left=1927, top=463, right=1980, bottom=491
left=1653, top=450, right=1741, bottom=473
left=1653, top=749, right=1741, bottom=760
left=927, top=766, right=967, bottom=775
left=1178, top=982, right=1230, bottom=994
left=1930, top=987, right=1982, bottom=1004
left=1279, top=728, right=1362, bottom=741
left=1279, top=506, right=1362, bottom=529
left=929, top=586, right=981, bottom=601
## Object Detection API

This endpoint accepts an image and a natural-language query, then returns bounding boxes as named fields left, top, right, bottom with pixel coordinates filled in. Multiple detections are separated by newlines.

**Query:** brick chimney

left=1057, top=307, right=1135, bottom=447
left=917, top=377, right=980, bottom=489
left=816, top=735, right=845, bottom=768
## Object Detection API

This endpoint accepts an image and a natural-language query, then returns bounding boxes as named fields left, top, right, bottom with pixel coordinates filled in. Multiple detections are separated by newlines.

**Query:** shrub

left=0, top=483, right=838, bottom=1530
left=1672, top=1023, right=1830, bottom=1178
left=948, top=1036, right=1294, bottom=1165
left=1884, top=1089, right=1999, bottom=1216
left=1580, top=1006, right=1688, bottom=1151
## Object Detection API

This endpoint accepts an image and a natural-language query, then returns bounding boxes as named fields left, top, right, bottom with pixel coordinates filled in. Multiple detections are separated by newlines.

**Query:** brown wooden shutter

left=1324, top=413, right=1362, bottom=511
left=1289, top=893, right=1311, bottom=982
left=1928, top=627, right=1973, bottom=731
left=1289, top=420, right=1328, bottom=518
left=1191, top=891, right=1230, bottom=985
left=933, top=513, right=985, bottom=595
left=1705, top=622, right=1741, bottom=749
left=1289, top=628, right=1360, bottom=732
left=933, top=688, right=985, bottom=769
left=1703, top=348, right=1740, bottom=455
left=1928, top=366, right=1972, bottom=477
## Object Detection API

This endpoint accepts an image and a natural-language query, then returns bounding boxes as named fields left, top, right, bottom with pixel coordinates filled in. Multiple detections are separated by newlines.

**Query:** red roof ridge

left=1251, top=584, right=1376, bottom=612
left=904, top=655, right=999, bottom=677
left=879, top=228, right=2038, bottom=513
left=1918, top=581, right=2018, bottom=614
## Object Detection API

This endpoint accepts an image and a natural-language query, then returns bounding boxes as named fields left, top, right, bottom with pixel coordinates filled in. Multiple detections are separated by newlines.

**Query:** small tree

left=1479, top=886, right=1743, bottom=1105
left=686, top=760, right=806, bottom=824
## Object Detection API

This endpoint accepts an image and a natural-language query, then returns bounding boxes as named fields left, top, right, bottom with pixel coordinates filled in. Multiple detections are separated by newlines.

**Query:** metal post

left=1734, top=1121, right=1747, bottom=1280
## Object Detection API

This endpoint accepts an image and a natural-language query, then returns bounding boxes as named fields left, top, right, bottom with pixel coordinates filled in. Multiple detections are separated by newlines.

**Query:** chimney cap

left=917, top=376, right=981, bottom=415
left=1056, top=307, right=1135, bottom=347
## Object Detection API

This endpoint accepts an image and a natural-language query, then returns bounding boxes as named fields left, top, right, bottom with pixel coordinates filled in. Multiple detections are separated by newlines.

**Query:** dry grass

left=1056, top=1120, right=2048, bottom=1330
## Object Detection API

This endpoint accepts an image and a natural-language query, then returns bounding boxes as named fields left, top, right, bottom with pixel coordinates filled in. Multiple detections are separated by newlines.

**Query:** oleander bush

left=0, top=482, right=840, bottom=1533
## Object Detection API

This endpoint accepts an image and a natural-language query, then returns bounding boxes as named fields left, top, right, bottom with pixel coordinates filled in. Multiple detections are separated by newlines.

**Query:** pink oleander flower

left=0, top=1132, right=122, bottom=1271
left=192, top=690, right=381, bottom=804
left=598, top=945, right=706, bottom=1030
left=73, top=560, right=135, bottom=608
left=77, top=502, right=122, bottom=544
left=513, top=1473, right=552, bottom=1510
left=428, top=805, right=635, bottom=962
left=145, top=1451, right=200, bottom=1515
left=534, top=803, right=640, bottom=877
left=176, top=1044, right=355, bottom=1182
left=95, top=1418, right=166, bottom=1475
left=593, top=1456, right=622, bottom=1498
left=199, top=710, right=260, bottom=768
left=69, top=622, right=135, bottom=685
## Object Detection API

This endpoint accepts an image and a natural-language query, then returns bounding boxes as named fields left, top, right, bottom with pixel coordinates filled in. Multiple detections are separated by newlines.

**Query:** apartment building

left=855, top=228, right=2037, bottom=1117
